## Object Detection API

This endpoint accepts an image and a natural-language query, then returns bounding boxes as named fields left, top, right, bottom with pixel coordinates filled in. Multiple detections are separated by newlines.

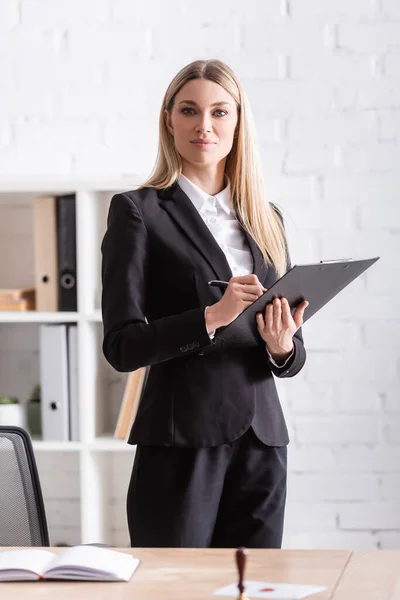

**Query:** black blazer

left=101, top=183, right=306, bottom=447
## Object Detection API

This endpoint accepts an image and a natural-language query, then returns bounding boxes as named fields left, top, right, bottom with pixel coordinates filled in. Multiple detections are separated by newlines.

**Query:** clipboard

left=209, top=256, right=380, bottom=352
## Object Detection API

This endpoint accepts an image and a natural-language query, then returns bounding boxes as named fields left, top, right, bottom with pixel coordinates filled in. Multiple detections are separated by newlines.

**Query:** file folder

left=56, top=194, right=77, bottom=311
left=209, top=256, right=380, bottom=352
left=39, top=324, right=70, bottom=441
left=33, top=197, right=58, bottom=312
left=67, top=324, right=79, bottom=442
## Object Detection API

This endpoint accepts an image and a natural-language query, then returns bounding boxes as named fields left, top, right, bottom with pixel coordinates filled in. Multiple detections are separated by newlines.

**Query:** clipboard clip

left=319, top=258, right=353, bottom=263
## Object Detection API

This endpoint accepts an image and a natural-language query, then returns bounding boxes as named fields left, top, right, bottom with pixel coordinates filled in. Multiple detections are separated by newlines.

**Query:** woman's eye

left=214, top=110, right=227, bottom=117
left=181, top=108, right=195, bottom=115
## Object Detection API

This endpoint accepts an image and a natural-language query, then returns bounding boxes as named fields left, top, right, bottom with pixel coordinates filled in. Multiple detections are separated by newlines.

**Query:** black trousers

left=127, top=427, right=287, bottom=548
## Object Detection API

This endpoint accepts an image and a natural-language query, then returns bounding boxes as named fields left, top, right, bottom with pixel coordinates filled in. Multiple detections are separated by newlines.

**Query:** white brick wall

left=1, top=0, right=399, bottom=549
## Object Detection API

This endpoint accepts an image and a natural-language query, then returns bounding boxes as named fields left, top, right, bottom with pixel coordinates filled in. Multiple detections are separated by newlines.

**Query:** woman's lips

left=190, top=141, right=217, bottom=149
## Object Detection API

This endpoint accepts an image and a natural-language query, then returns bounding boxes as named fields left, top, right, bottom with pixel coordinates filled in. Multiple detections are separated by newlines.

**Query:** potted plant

left=27, top=383, right=41, bottom=437
left=0, top=395, right=26, bottom=428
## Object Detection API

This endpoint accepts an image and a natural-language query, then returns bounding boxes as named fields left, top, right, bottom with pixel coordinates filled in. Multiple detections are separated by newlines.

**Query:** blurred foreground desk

left=0, top=547, right=400, bottom=599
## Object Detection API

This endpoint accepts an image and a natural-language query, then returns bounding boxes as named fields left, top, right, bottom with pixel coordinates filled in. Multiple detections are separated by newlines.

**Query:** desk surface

left=0, top=547, right=399, bottom=599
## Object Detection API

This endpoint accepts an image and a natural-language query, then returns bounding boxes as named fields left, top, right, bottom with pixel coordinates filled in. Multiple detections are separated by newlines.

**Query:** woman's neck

left=181, top=162, right=226, bottom=196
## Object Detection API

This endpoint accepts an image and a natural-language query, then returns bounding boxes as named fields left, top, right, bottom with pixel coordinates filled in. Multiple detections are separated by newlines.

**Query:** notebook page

left=44, top=546, right=139, bottom=581
left=0, top=549, right=55, bottom=580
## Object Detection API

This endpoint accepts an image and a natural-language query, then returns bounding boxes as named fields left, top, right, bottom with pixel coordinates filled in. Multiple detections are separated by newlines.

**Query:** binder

left=206, top=256, right=380, bottom=352
left=56, top=194, right=77, bottom=311
left=39, top=324, right=70, bottom=441
left=67, top=324, right=79, bottom=442
left=114, top=368, right=147, bottom=440
left=33, top=197, right=58, bottom=311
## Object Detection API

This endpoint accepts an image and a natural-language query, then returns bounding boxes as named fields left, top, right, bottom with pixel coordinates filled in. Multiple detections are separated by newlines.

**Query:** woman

left=101, top=59, right=308, bottom=549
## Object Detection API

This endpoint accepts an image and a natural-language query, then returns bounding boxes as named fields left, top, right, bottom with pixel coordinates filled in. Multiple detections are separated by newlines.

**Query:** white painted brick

left=265, top=175, right=315, bottom=203
left=15, top=119, right=101, bottom=151
left=295, top=416, right=380, bottom=444
left=324, top=173, right=400, bottom=203
left=290, top=52, right=372, bottom=86
left=339, top=503, right=400, bottom=529
left=377, top=108, right=400, bottom=141
left=20, top=0, right=109, bottom=26
left=288, top=110, right=377, bottom=145
left=0, top=146, right=72, bottom=176
left=334, top=383, right=384, bottom=414
left=379, top=475, right=400, bottom=500
left=360, top=202, right=400, bottom=229
left=290, top=473, right=380, bottom=501
left=363, top=321, right=400, bottom=351
left=303, top=349, right=396, bottom=382
left=340, top=142, right=400, bottom=172
left=320, top=232, right=396, bottom=265
left=247, top=80, right=335, bottom=115
left=359, top=80, right=400, bottom=109
left=288, top=445, right=336, bottom=472
left=2, top=89, right=56, bottom=118
left=381, top=0, right=400, bottom=20
left=383, top=391, right=400, bottom=412
left=73, top=144, right=151, bottom=179
left=0, top=0, right=19, bottom=32
left=283, top=200, right=357, bottom=231
left=15, top=54, right=105, bottom=90
left=284, top=501, right=337, bottom=533
left=290, top=0, right=376, bottom=19
left=385, top=53, right=400, bottom=77
left=0, top=121, right=12, bottom=148
left=68, top=24, right=151, bottom=60
left=383, top=417, right=400, bottom=443
left=376, top=532, right=400, bottom=549
left=336, top=446, right=400, bottom=472
left=287, top=380, right=334, bottom=413
left=302, top=320, right=362, bottom=351
left=283, top=530, right=379, bottom=550
left=284, top=145, right=338, bottom=175
left=339, top=22, right=400, bottom=53
left=243, top=19, right=328, bottom=54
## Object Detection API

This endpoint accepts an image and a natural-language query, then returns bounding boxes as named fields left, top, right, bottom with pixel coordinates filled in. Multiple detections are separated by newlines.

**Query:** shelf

left=86, top=310, right=102, bottom=322
left=89, top=437, right=136, bottom=452
left=0, top=311, right=80, bottom=323
left=32, top=440, right=82, bottom=452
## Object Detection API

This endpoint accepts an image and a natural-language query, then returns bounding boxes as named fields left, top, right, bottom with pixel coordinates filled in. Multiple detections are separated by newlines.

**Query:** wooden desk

left=0, top=547, right=399, bottom=599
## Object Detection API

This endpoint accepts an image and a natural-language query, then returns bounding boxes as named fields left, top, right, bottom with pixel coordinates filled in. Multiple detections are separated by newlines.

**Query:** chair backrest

left=0, top=426, right=49, bottom=546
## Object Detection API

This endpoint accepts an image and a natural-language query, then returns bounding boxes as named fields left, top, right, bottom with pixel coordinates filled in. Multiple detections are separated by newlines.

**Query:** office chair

left=0, top=426, right=50, bottom=546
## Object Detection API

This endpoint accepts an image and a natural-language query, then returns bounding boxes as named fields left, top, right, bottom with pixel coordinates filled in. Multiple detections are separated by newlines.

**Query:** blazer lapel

left=159, top=183, right=233, bottom=282
left=237, top=218, right=269, bottom=285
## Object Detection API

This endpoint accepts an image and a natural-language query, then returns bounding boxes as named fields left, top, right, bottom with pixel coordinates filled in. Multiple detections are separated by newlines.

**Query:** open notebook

left=0, top=545, right=140, bottom=582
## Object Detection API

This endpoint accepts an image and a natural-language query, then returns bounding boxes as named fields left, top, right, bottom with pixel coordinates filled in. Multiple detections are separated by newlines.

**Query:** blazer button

left=193, top=341, right=200, bottom=348
left=179, top=345, right=187, bottom=353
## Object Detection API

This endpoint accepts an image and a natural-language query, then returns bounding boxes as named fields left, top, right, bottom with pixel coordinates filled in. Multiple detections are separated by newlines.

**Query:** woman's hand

left=206, top=274, right=266, bottom=331
left=256, top=297, right=309, bottom=361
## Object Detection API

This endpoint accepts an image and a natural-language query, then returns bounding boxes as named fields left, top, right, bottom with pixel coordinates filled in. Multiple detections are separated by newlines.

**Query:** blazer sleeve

left=101, top=192, right=213, bottom=372
left=267, top=203, right=306, bottom=379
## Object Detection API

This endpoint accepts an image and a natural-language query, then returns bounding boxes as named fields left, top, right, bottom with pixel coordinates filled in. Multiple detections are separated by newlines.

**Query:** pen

left=208, top=280, right=229, bottom=290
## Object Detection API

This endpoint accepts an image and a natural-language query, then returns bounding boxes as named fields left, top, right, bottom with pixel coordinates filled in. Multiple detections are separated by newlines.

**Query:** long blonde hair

left=140, top=59, right=288, bottom=276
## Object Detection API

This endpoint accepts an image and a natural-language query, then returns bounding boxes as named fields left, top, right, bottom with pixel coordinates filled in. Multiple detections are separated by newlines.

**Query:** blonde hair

left=140, top=59, right=288, bottom=276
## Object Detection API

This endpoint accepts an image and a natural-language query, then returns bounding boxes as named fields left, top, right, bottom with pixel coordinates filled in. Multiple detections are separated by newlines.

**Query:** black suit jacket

left=101, top=183, right=306, bottom=447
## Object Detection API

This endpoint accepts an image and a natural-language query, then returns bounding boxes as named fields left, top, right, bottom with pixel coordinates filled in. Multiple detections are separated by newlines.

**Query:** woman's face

left=165, top=78, right=238, bottom=168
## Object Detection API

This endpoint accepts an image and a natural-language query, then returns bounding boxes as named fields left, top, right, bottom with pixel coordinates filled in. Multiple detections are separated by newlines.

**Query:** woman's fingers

left=293, top=300, right=309, bottom=328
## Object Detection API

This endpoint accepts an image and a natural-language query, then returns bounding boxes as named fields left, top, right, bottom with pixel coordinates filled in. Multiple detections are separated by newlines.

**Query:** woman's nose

left=195, top=115, right=212, bottom=133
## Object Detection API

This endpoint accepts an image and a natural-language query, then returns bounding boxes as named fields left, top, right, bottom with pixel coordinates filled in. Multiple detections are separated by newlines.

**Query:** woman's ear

left=164, top=109, right=174, bottom=136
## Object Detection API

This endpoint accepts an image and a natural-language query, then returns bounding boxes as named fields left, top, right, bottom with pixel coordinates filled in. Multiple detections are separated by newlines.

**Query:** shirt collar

left=178, top=173, right=232, bottom=215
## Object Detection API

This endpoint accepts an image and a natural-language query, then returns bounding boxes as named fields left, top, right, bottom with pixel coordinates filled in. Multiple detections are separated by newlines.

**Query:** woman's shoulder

left=113, top=186, right=159, bottom=204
